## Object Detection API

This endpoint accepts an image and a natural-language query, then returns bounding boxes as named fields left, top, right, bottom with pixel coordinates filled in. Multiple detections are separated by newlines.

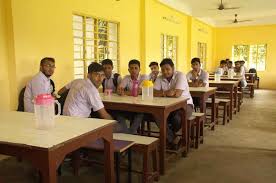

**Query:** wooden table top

left=101, top=93, right=188, bottom=107
left=189, top=87, right=217, bottom=93
left=0, top=111, right=115, bottom=149
left=209, top=80, right=240, bottom=85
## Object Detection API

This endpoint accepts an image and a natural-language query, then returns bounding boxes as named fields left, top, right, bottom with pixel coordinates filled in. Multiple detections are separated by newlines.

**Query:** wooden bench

left=113, top=133, right=160, bottom=183
left=191, top=112, right=205, bottom=148
left=72, top=139, right=135, bottom=183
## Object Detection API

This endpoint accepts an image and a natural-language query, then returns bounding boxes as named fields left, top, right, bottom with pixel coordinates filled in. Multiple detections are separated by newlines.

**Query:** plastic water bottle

left=131, top=80, right=139, bottom=97
left=142, top=80, right=153, bottom=101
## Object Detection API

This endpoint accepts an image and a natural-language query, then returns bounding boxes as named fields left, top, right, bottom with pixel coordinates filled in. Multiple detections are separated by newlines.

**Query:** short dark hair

left=160, top=58, right=174, bottom=67
left=228, top=61, right=233, bottom=64
left=149, top=61, right=159, bottom=67
left=40, top=57, right=55, bottom=66
left=220, top=60, right=227, bottom=65
left=128, top=59, right=140, bottom=68
left=235, top=61, right=240, bottom=64
left=191, top=57, right=201, bottom=64
left=88, top=62, right=104, bottom=73
left=101, top=59, right=113, bottom=67
left=240, top=60, right=245, bottom=63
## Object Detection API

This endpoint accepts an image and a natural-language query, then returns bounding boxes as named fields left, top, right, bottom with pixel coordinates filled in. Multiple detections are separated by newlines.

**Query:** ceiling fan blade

left=224, top=7, right=240, bottom=10
left=238, top=20, right=253, bottom=23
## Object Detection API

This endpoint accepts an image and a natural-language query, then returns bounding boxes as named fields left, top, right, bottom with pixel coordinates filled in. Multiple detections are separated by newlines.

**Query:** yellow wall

left=0, top=0, right=11, bottom=111
left=6, top=0, right=141, bottom=110
left=190, top=18, right=215, bottom=72
left=144, top=0, right=189, bottom=73
left=216, top=25, right=276, bottom=89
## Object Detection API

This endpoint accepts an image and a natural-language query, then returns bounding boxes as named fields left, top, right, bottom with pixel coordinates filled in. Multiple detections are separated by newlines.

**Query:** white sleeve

left=175, top=73, right=188, bottom=91
left=186, top=71, right=192, bottom=81
left=86, top=89, right=104, bottom=112
left=119, top=76, right=128, bottom=89
left=202, top=72, right=209, bottom=84
left=153, top=77, right=162, bottom=90
left=24, top=83, right=34, bottom=112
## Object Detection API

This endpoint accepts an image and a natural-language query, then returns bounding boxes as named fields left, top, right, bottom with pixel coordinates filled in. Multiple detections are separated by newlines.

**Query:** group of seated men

left=216, top=59, right=248, bottom=87
left=23, top=57, right=212, bottom=149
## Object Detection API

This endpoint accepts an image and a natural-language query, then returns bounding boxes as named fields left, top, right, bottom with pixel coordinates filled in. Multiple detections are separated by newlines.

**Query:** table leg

left=153, top=112, right=167, bottom=175
left=128, top=149, right=132, bottom=183
left=181, top=105, right=188, bottom=157
left=40, top=155, right=57, bottom=183
left=211, top=94, right=215, bottom=130
left=234, top=86, right=238, bottom=114
left=104, top=127, right=115, bottom=183
left=229, top=87, right=233, bottom=120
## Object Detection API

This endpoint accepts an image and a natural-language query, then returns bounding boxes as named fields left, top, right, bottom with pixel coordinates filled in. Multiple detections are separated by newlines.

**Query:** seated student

left=24, top=57, right=56, bottom=112
left=240, top=60, right=248, bottom=72
left=117, top=59, right=148, bottom=134
left=227, top=60, right=234, bottom=70
left=101, top=59, right=122, bottom=93
left=234, top=61, right=247, bottom=87
left=148, top=61, right=160, bottom=82
left=216, top=60, right=228, bottom=75
left=154, top=58, right=194, bottom=149
left=62, top=62, right=112, bottom=118
left=186, top=57, right=209, bottom=87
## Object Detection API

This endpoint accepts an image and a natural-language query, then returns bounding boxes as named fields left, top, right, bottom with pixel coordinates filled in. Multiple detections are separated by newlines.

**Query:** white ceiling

left=158, top=0, right=276, bottom=27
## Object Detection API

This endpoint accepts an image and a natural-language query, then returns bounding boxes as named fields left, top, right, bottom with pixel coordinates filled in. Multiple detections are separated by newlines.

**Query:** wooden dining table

left=189, top=87, right=217, bottom=130
left=208, top=80, right=240, bottom=120
left=101, top=94, right=188, bottom=175
left=0, top=111, right=116, bottom=183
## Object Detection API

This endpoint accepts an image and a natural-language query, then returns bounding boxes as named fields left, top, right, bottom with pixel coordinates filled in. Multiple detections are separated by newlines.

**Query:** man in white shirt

left=154, top=58, right=193, bottom=149
left=235, top=61, right=247, bottom=87
left=216, top=60, right=228, bottom=75
left=24, top=57, right=56, bottom=112
left=186, top=57, right=209, bottom=87
left=117, top=59, right=147, bottom=134
left=101, top=59, right=122, bottom=93
left=62, top=62, right=112, bottom=119
left=118, top=59, right=148, bottom=96
left=148, top=61, right=160, bottom=82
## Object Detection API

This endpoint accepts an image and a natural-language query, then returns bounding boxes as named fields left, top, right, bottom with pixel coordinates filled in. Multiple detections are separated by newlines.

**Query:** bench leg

left=227, top=105, right=230, bottom=123
left=152, top=148, right=160, bottom=181
left=128, top=149, right=132, bottom=183
left=200, top=117, right=204, bottom=144
left=115, top=152, right=120, bottom=183
left=143, top=150, right=150, bottom=183
left=223, top=104, right=226, bottom=125
left=195, top=119, right=200, bottom=149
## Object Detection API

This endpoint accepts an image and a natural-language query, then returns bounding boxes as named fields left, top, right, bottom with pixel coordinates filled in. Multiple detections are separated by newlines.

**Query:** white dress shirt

left=63, top=79, right=104, bottom=118
left=154, top=71, right=193, bottom=105
left=103, top=73, right=122, bottom=92
left=186, top=69, right=209, bottom=87
left=119, top=74, right=149, bottom=91
left=24, top=71, right=53, bottom=112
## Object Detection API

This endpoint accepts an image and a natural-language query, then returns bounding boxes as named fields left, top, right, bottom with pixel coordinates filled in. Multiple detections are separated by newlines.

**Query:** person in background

left=101, top=59, right=122, bottom=93
left=24, top=57, right=56, bottom=112
left=117, top=59, right=148, bottom=134
left=240, top=60, right=248, bottom=72
left=62, top=62, right=112, bottom=119
left=227, top=60, right=234, bottom=69
left=154, top=58, right=194, bottom=149
left=117, top=59, right=148, bottom=96
left=234, top=61, right=247, bottom=87
left=186, top=57, right=209, bottom=87
left=216, top=60, right=228, bottom=75
left=148, top=61, right=160, bottom=82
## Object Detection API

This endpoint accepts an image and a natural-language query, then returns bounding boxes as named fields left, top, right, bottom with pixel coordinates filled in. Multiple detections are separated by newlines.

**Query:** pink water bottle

left=131, top=80, right=139, bottom=97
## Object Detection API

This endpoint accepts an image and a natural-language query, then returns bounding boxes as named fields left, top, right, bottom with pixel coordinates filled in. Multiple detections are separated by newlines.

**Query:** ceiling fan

left=217, top=0, right=240, bottom=10
left=232, top=14, right=252, bottom=24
